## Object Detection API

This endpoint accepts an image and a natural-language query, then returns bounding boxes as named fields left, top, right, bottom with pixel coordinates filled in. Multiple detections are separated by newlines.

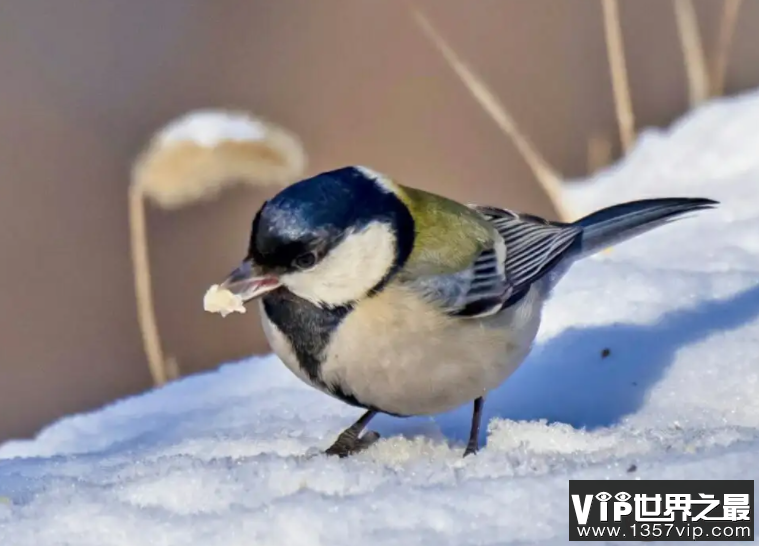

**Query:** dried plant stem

left=601, top=0, right=635, bottom=153
left=129, top=185, right=172, bottom=386
left=411, top=7, right=570, bottom=220
left=673, top=0, right=710, bottom=107
left=711, top=0, right=743, bottom=97
left=587, top=132, right=613, bottom=174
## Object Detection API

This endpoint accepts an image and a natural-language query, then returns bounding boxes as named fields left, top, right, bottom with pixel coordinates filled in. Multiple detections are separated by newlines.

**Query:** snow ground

left=2, top=91, right=759, bottom=545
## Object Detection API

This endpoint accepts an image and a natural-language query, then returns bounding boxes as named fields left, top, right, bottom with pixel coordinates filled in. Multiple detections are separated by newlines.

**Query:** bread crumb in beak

left=203, top=284, right=246, bottom=317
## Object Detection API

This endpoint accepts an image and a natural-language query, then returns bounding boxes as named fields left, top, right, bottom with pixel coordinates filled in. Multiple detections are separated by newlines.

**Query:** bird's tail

left=571, top=197, right=718, bottom=259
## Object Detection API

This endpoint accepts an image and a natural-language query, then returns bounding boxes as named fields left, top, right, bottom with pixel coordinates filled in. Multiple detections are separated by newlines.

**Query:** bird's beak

left=219, top=260, right=281, bottom=302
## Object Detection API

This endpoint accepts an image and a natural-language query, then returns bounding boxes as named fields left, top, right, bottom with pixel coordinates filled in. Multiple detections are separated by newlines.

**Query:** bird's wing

left=471, top=205, right=582, bottom=295
left=393, top=188, right=509, bottom=318
left=404, top=205, right=582, bottom=318
left=403, top=243, right=509, bottom=318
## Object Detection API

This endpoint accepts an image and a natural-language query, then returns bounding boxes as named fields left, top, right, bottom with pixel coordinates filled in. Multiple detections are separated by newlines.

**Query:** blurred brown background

left=0, top=0, right=756, bottom=442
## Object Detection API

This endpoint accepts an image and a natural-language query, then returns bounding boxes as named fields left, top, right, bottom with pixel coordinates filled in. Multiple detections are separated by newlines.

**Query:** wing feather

left=473, top=205, right=581, bottom=293
left=406, top=245, right=508, bottom=317
left=395, top=189, right=581, bottom=318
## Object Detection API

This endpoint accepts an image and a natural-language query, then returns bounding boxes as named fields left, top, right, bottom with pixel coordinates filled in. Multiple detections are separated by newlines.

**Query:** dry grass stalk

left=710, top=0, right=743, bottom=97
left=673, top=0, right=710, bottom=107
left=410, top=7, right=571, bottom=221
left=601, top=0, right=636, bottom=154
left=587, top=132, right=614, bottom=174
left=128, top=184, right=172, bottom=386
left=130, top=110, right=307, bottom=386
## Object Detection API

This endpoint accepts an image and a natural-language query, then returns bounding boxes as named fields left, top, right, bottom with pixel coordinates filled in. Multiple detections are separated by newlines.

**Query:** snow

left=3, top=90, right=759, bottom=544
left=155, top=109, right=268, bottom=148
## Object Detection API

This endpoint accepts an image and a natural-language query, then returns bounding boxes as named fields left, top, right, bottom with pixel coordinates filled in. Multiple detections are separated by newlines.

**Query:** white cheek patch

left=282, top=222, right=397, bottom=306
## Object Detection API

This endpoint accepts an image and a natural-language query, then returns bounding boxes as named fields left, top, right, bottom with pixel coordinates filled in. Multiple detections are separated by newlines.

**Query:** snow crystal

left=155, top=109, right=268, bottom=148
left=3, top=89, right=759, bottom=545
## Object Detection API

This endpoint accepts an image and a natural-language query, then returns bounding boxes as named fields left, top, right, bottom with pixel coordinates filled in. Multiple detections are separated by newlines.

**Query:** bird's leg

left=324, top=410, right=380, bottom=458
left=463, top=397, right=485, bottom=457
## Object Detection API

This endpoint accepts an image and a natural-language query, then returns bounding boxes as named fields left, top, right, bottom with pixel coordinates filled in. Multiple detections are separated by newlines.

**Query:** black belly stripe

left=262, top=289, right=372, bottom=409
left=261, top=289, right=413, bottom=416
left=262, top=289, right=351, bottom=381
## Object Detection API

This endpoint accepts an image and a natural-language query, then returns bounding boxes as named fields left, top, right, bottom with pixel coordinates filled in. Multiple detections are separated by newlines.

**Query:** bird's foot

left=463, top=441, right=479, bottom=458
left=324, top=430, right=381, bottom=458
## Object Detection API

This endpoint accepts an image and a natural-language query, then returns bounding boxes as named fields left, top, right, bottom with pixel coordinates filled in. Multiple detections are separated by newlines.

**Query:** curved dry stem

left=601, top=0, right=635, bottom=154
left=129, top=185, right=171, bottom=386
left=673, top=0, right=709, bottom=108
left=410, top=7, right=570, bottom=221
left=711, top=0, right=743, bottom=97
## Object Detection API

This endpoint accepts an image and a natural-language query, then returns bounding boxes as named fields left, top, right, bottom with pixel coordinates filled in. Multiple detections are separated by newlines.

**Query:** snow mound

left=3, top=90, right=759, bottom=544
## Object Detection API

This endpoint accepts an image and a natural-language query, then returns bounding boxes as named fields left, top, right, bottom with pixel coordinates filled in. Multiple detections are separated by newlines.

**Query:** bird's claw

left=324, top=430, right=381, bottom=458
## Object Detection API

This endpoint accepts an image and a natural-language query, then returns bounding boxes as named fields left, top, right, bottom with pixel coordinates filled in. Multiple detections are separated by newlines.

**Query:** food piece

left=203, top=284, right=246, bottom=317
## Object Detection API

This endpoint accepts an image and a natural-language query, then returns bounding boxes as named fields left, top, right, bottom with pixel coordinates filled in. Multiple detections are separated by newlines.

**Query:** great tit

left=214, top=165, right=717, bottom=458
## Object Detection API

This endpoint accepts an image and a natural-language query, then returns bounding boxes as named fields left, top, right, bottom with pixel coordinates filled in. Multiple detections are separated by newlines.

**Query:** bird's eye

left=293, top=251, right=317, bottom=270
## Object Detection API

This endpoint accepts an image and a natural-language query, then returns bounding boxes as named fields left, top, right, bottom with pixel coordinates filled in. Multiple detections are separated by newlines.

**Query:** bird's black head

left=221, top=166, right=416, bottom=307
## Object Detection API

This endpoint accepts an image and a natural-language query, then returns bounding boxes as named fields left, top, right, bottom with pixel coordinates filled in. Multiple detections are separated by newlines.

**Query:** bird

left=213, top=165, right=717, bottom=458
